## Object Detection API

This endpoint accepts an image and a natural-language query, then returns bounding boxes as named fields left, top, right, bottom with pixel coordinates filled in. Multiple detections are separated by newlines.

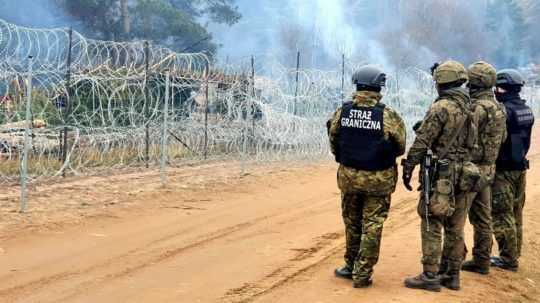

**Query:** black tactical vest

left=337, top=102, right=396, bottom=171
left=497, top=98, right=535, bottom=171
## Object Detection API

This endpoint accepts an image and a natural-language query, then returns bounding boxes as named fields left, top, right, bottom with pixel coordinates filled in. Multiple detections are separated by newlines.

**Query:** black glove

left=401, top=159, right=415, bottom=191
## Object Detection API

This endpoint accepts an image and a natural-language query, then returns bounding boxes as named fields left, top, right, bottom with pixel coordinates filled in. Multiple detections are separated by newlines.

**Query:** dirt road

left=0, top=156, right=539, bottom=303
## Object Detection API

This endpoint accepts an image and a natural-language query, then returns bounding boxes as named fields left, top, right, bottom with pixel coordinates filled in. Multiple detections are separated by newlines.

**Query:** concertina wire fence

left=1, top=19, right=538, bottom=211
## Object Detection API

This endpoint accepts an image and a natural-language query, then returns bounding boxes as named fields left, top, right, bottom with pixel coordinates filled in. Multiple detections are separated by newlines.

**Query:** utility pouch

left=473, top=165, right=495, bottom=192
left=430, top=178, right=454, bottom=217
left=459, top=161, right=481, bottom=192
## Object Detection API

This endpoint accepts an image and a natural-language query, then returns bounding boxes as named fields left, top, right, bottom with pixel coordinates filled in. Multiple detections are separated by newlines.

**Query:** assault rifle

left=423, top=149, right=433, bottom=231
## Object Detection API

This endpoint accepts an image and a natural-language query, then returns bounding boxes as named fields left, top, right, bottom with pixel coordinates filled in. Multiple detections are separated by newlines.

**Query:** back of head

left=496, top=69, right=525, bottom=93
left=468, top=61, right=496, bottom=89
left=352, top=65, right=386, bottom=92
left=433, top=60, right=468, bottom=89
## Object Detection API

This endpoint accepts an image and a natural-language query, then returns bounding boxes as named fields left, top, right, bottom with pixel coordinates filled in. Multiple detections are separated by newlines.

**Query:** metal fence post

left=61, top=27, right=73, bottom=177
left=204, top=61, right=209, bottom=160
left=241, top=123, right=248, bottom=175
left=160, top=71, right=170, bottom=185
left=144, top=41, right=151, bottom=168
left=250, top=56, right=256, bottom=143
left=294, top=51, right=300, bottom=116
left=20, top=56, right=34, bottom=213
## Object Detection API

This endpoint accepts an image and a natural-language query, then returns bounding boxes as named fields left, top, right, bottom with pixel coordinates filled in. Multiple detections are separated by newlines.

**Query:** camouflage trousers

left=341, top=192, right=391, bottom=282
left=492, top=170, right=527, bottom=266
left=419, top=191, right=472, bottom=273
left=465, top=186, right=493, bottom=266
left=465, top=165, right=496, bottom=266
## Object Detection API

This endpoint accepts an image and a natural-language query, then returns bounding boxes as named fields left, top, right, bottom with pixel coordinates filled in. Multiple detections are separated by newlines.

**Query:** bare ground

left=0, top=153, right=539, bottom=302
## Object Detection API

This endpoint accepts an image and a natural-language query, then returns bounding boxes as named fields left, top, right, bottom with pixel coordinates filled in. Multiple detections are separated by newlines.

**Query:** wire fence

left=1, top=19, right=538, bottom=212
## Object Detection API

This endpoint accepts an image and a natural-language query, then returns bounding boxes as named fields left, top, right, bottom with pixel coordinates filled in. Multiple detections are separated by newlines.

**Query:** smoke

left=208, top=0, right=389, bottom=69
left=209, top=0, right=536, bottom=70
left=0, top=0, right=534, bottom=70
left=208, top=0, right=432, bottom=69
left=0, top=0, right=72, bottom=28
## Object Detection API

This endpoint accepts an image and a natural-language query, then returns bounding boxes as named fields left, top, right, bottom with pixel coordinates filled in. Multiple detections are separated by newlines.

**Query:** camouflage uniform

left=329, top=91, right=406, bottom=283
left=463, top=63, right=507, bottom=269
left=406, top=87, right=474, bottom=274
left=492, top=170, right=526, bottom=265
left=491, top=93, right=534, bottom=268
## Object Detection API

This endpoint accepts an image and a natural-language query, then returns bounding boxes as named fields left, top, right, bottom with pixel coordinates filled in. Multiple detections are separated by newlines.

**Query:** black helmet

left=497, top=69, right=525, bottom=87
left=352, top=65, right=386, bottom=88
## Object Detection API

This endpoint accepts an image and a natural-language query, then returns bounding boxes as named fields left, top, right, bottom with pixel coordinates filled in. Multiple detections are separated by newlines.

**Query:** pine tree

left=57, top=0, right=241, bottom=55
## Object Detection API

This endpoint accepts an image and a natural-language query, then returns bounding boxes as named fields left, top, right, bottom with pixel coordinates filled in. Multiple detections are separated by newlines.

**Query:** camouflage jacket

left=471, top=89, right=507, bottom=166
left=406, top=87, right=475, bottom=166
left=329, top=91, right=406, bottom=195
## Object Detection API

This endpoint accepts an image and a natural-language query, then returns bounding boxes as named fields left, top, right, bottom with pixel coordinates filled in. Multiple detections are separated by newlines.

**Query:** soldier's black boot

left=461, top=260, right=489, bottom=275
left=352, top=279, right=373, bottom=288
left=404, top=272, right=441, bottom=292
left=490, top=256, right=518, bottom=272
left=335, top=265, right=353, bottom=280
left=440, top=270, right=460, bottom=291
left=438, top=260, right=449, bottom=276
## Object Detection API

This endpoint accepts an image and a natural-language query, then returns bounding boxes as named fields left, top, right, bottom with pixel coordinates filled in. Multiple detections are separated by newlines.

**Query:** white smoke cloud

left=209, top=0, right=387, bottom=68
left=0, top=0, right=72, bottom=28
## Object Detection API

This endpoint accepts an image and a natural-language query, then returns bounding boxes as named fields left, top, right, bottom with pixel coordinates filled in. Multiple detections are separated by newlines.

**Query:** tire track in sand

left=219, top=196, right=419, bottom=303
left=0, top=196, right=337, bottom=302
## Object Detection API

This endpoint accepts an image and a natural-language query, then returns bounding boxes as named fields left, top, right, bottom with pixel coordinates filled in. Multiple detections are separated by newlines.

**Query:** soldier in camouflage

left=402, top=60, right=476, bottom=292
left=461, top=62, right=507, bottom=275
left=328, top=65, right=406, bottom=288
left=491, top=69, right=534, bottom=272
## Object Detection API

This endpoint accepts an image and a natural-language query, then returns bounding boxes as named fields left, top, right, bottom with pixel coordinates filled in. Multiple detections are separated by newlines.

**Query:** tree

left=57, top=0, right=241, bottom=55
left=59, top=0, right=123, bottom=40
left=132, top=0, right=216, bottom=53
left=169, top=0, right=241, bottom=25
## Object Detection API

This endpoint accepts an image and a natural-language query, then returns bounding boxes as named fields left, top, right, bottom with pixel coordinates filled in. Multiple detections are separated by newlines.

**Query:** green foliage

left=169, top=0, right=241, bottom=25
left=56, top=0, right=241, bottom=55
left=59, top=0, right=123, bottom=40
left=132, top=0, right=216, bottom=54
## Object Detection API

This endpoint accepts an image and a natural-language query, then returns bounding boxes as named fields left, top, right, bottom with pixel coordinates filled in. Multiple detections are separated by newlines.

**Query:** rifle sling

left=437, top=114, right=468, bottom=160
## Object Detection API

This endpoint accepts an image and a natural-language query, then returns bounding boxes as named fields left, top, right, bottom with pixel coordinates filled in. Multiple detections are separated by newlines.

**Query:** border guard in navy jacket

left=491, top=69, right=535, bottom=272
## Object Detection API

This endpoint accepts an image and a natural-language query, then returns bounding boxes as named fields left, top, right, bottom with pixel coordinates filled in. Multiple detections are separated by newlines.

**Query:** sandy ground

left=0, top=153, right=539, bottom=302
